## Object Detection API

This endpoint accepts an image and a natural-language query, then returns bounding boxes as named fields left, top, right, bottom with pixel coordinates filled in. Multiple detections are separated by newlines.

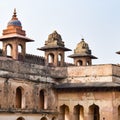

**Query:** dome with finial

left=7, top=8, right=22, bottom=27
left=74, top=38, right=91, bottom=54
left=69, top=38, right=97, bottom=59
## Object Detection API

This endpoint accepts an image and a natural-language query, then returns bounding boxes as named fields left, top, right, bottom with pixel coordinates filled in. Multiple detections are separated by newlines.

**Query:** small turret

left=0, top=9, right=34, bottom=60
left=38, top=31, right=71, bottom=67
left=69, top=38, right=97, bottom=66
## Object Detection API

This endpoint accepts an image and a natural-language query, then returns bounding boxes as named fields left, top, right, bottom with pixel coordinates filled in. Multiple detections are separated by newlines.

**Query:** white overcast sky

left=0, top=0, right=120, bottom=64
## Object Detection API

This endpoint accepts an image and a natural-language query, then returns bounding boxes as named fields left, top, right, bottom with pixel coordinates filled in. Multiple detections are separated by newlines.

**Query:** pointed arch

left=87, top=60, right=91, bottom=65
left=77, top=60, right=83, bottom=66
left=16, top=117, right=25, bottom=120
left=16, top=86, right=25, bottom=109
left=48, top=53, right=54, bottom=65
left=118, top=105, right=120, bottom=119
left=58, top=53, right=62, bottom=66
left=89, top=104, right=100, bottom=120
left=74, top=104, right=84, bottom=120
left=60, top=104, right=69, bottom=120
left=52, top=117, right=56, bottom=120
left=40, top=117, right=47, bottom=120
left=39, top=89, right=47, bottom=110
left=18, top=44, right=24, bottom=60
left=18, top=44, right=23, bottom=53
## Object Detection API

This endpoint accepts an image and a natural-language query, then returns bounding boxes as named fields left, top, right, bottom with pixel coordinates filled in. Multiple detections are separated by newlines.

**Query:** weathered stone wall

left=0, top=58, right=57, bottom=117
left=51, top=64, right=115, bottom=83
left=0, top=77, right=57, bottom=111
left=0, top=113, right=57, bottom=120
left=57, top=90, right=120, bottom=120
left=0, top=57, right=55, bottom=83
left=0, top=57, right=120, bottom=120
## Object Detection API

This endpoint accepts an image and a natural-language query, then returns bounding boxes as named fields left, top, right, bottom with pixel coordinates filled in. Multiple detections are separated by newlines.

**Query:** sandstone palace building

left=0, top=9, right=120, bottom=120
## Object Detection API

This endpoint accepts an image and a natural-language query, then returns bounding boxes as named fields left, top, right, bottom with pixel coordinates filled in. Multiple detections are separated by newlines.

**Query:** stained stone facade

left=0, top=9, right=120, bottom=120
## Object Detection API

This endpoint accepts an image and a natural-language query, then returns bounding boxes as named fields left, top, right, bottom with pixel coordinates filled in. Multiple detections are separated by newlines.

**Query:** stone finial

left=12, top=8, right=18, bottom=20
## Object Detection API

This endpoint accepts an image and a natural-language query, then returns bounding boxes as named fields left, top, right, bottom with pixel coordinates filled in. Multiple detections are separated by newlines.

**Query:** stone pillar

left=54, top=51, right=58, bottom=66
left=68, top=106, right=74, bottom=120
left=83, top=106, right=89, bottom=120
left=13, top=44, right=18, bottom=59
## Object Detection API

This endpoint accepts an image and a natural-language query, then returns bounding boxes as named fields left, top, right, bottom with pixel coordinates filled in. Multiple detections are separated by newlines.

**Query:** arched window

left=6, top=44, right=12, bottom=57
left=48, top=53, right=54, bottom=64
left=52, top=117, right=56, bottom=120
left=60, top=104, right=69, bottom=120
left=58, top=54, right=62, bottom=62
left=77, top=60, right=83, bottom=66
left=39, top=90, right=45, bottom=109
left=40, top=117, right=47, bottom=120
left=58, top=54, right=62, bottom=66
left=18, top=44, right=22, bottom=53
left=87, top=60, right=91, bottom=65
left=18, top=44, right=23, bottom=60
left=89, top=104, right=100, bottom=120
left=86, top=61, right=89, bottom=65
left=16, top=117, right=25, bottom=120
left=74, top=105, right=84, bottom=120
left=16, top=87, right=25, bottom=109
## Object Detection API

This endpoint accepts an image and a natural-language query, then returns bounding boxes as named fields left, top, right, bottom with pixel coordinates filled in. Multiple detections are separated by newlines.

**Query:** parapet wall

left=0, top=56, right=120, bottom=84
left=0, top=57, right=54, bottom=83
left=51, top=64, right=119, bottom=83
left=51, top=64, right=113, bottom=77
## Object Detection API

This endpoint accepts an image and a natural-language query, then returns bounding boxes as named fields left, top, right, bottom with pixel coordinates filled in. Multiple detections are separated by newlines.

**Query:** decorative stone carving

left=45, top=31, right=64, bottom=47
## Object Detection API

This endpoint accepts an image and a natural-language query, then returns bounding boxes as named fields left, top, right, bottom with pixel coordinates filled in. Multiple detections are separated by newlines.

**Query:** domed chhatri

left=69, top=38, right=97, bottom=66
left=0, top=9, right=34, bottom=60
left=2, top=8, right=26, bottom=36
left=74, top=38, right=91, bottom=54
left=7, top=8, right=22, bottom=27
left=38, top=30, right=71, bottom=67
left=39, top=30, right=71, bottom=51
left=45, top=30, right=64, bottom=47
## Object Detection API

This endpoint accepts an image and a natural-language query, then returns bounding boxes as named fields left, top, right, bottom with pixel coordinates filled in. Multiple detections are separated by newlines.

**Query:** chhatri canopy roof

left=69, top=38, right=97, bottom=59
left=38, top=30, right=71, bottom=51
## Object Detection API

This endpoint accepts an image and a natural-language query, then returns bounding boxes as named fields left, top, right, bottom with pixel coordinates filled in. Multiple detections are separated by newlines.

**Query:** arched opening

left=52, top=117, right=56, bottom=120
left=74, top=104, right=84, bottom=120
left=18, top=44, right=23, bottom=60
left=39, top=90, right=45, bottom=109
left=87, top=61, right=90, bottom=65
left=58, top=54, right=62, bottom=66
left=6, top=44, right=12, bottom=57
left=16, top=87, right=25, bottom=109
left=118, top=105, right=120, bottom=119
left=89, top=104, right=100, bottom=120
left=18, top=44, right=23, bottom=53
left=77, top=60, right=83, bottom=66
left=48, top=53, right=54, bottom=66
left=16, top=117, right=25, bottom=120
left=40, top=117, right=47, bottom=120
left=60, top=104, right=69, bottom=120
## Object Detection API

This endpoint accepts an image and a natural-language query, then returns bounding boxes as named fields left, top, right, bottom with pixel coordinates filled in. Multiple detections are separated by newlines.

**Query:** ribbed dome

left=7, top=8, right=22, bottom=27
left=8, top=19, right=22, bottom=27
